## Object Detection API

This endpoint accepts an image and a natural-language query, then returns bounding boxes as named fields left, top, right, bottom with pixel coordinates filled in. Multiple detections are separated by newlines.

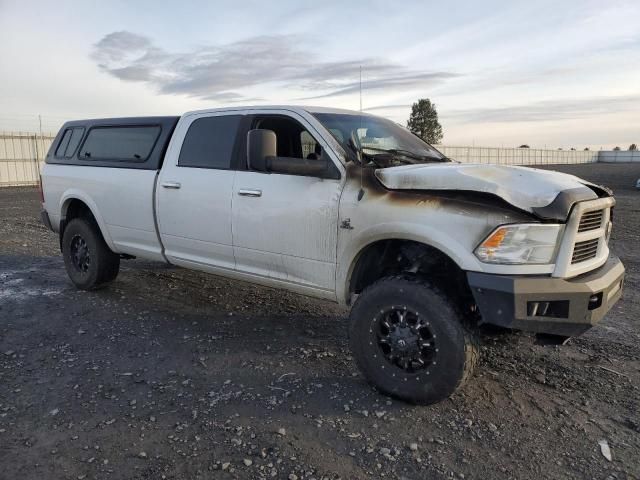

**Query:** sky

left=0, top=0, right=638, bottom=149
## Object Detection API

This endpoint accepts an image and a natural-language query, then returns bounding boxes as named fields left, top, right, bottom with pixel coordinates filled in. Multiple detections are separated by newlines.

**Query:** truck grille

left=554, top=198, right=613, bottom=278
left=577, top=209, right=604, bottom=232
left=571, top=239, right=599, bottom=264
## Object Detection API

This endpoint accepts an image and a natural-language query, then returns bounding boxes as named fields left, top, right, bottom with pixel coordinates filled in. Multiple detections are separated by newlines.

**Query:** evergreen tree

left=407, top=99, right=443, bottom=144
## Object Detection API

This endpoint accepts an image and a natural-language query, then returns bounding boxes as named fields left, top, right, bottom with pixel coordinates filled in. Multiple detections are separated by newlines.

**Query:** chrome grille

left=571, top=239, right=599, bottom=264
left=577, top=209, right=603, bottom=232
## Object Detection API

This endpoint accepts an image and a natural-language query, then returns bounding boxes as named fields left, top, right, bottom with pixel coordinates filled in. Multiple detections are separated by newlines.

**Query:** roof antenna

left=357, top=65, right=365, bottom=201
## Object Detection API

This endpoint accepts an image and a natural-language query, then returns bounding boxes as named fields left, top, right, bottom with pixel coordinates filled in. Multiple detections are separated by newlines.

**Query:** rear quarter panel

left=42, top=164, right=163, bottom=261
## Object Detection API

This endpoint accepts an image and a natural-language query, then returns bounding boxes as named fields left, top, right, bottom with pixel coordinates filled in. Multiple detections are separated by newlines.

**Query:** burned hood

left=374, top=163, right=605, bottom=220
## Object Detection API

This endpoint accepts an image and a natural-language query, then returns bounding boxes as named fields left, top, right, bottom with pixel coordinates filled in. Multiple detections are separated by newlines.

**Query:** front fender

left=336, top=221, right=482, bottom=305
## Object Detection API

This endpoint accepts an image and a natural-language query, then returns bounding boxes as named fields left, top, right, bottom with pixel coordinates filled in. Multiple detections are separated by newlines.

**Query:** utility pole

left=37, top=114, right=43, bottom=177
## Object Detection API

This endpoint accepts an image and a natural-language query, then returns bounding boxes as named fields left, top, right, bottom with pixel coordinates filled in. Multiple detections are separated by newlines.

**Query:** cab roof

left=182, top=105, right=376, bottom=117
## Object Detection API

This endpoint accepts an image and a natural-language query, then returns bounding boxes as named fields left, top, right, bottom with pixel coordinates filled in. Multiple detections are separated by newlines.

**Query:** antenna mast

left=357, top=66, right=364, bottom=201
left=359, top=66, right=362, bottom=113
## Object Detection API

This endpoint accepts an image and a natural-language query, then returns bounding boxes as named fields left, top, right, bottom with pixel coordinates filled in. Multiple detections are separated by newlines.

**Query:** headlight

left=475, top=224, right=562, bottom=264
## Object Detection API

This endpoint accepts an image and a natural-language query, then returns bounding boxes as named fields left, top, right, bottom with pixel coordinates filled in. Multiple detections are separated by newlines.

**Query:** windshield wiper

left=361, top=146, right=443, bottom=164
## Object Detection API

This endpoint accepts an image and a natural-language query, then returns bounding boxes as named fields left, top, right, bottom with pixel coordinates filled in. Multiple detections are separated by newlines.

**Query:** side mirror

left=247, top=129, right=277, bottom=172
left=247, top=128, right=339, bottom=179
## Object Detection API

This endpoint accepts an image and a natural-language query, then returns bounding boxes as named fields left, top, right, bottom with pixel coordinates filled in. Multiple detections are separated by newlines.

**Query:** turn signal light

left=479, top=227, right=508, bottom=250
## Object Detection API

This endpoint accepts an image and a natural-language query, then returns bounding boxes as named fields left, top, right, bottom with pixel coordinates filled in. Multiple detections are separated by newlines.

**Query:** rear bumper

left=40, top=209, right=54, bottom=231
left=467, top=256, right=625, bottom=337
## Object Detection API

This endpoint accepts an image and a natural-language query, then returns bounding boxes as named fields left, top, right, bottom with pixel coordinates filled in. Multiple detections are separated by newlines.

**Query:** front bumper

left=467, top=256, right=625, bottom=337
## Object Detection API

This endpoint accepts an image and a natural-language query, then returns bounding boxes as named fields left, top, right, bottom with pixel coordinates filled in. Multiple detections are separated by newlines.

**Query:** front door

left=232, top=112, right=343, bottom=294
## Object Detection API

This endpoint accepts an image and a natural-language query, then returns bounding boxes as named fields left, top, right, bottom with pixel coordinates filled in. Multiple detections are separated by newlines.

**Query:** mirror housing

left=247, top=129, right=277, bottom=172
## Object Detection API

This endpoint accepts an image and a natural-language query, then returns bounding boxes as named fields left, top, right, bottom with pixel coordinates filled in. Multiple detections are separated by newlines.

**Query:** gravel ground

left=1, top=163, right=639, bottom=480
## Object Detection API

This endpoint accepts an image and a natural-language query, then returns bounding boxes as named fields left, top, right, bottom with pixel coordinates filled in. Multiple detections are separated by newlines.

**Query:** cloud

left=363, top=104, right=412, bottom=112
left=91, top=31, right=459, bottom=102
left=93, top=31, right=153, bottom=64
left=301, top=72, right=459, bottom=100
left=442, top=95, right=640, bottom=124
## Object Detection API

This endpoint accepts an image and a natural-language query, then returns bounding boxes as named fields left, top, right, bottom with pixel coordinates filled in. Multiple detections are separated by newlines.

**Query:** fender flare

left=336, top=222, right=483, bottom=305
left=58, top=190, right=118, bottom=252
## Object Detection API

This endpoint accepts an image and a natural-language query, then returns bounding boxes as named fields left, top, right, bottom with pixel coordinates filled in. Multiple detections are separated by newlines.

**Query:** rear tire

left=62, top=217, right=120, bottom=290
left=349, top=276, right=479, bottom=405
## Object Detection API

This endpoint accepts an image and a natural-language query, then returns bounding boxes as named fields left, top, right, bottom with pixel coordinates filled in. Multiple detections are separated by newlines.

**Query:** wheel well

left=59, top=199, right=98, bottom=249
left=348, top=239, right=476, bottom=316
left=64, top=198, right=94, bottom=222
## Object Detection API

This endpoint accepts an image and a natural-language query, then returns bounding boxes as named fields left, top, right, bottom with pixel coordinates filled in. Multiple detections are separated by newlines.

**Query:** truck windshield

left=312, top=112, right=447, bottom=167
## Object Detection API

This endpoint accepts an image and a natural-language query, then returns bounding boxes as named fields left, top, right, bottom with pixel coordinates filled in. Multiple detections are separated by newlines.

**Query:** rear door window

left=178, top=115, right=241, bottom=169
left=79, top=126, right=160, bottom=161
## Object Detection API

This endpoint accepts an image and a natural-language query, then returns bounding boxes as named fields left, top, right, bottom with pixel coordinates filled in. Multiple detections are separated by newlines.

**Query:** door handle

left=238, top=189, right=262, bottom=197
left=161, top=181, right=181, bottom=189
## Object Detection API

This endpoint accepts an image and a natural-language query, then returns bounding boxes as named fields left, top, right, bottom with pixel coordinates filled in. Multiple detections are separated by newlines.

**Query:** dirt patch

left=1, top=164, right=639, bottom=479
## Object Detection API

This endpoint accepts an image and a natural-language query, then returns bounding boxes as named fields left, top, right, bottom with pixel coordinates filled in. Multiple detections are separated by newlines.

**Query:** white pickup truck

left=40, top=106, right=625, bottom=404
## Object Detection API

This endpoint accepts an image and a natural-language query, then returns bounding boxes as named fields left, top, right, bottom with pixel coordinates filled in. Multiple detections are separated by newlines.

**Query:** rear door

left=231, top=110, right=344, bottom=295
left=156, top=112, right=242, bottom=270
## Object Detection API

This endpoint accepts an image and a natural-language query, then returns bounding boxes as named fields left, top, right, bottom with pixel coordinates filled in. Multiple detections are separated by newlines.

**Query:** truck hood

left=374, top=163, right=606, bottom=220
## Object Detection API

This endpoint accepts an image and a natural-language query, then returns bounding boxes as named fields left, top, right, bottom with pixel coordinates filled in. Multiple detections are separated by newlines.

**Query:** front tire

left=62, top=218, right=120, bottom=290
left=349, top=276, right=479, bottom=405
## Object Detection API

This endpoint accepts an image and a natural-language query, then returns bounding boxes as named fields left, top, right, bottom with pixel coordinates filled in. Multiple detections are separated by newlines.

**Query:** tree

left=613, top=146, right=621, bottom=151
left=584, top=147, right=590, bottom=151
left=519, top=144, right=530, bottom=148
left=407, top=99, right=443, bottom=144
left=629, top=144, right=638, bottom=151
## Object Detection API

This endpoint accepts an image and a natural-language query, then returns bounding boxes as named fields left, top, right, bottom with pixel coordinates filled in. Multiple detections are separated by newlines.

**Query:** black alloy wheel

left=70, top=235, right=91, bottom=273
left=375, top=306, right=437, bottom=373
